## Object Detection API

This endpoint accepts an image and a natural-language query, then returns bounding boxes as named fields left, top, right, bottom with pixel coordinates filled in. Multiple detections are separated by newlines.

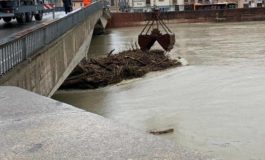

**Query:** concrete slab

left=0, top=87, right=208, bottom=160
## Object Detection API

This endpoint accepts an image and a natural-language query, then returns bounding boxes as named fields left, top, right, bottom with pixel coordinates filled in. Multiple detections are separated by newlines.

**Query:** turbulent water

left=53, top=21, right=265, bottom=160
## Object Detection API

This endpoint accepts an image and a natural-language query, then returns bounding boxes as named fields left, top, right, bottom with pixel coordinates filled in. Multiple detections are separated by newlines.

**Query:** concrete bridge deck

left=0, top=86, right=207, bottom=159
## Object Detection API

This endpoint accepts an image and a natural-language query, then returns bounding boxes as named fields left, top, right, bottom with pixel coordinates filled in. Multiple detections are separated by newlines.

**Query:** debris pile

left=60, top=49, right=181, bottom=89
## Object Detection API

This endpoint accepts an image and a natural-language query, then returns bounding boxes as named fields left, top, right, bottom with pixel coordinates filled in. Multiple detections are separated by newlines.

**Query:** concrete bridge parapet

left=0, top=86, right=205, bottom=159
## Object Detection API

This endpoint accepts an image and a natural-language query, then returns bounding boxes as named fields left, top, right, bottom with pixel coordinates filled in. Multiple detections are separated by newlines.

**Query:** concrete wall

left=0, top=10, right=106, bottom=97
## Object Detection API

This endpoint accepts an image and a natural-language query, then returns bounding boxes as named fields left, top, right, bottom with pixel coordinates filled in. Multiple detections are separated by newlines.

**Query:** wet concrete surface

left=0, top=86, right=207, bottom=160
left=54, top=21, right=265, bottom=160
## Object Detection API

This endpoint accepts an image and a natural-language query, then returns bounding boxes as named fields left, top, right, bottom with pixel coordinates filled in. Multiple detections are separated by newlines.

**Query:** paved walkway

left=0, top=86, right=207, bottom=160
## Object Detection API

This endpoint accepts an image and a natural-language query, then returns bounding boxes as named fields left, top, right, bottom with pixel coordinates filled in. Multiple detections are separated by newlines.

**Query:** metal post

left=53, top=0, right=55, bottom=19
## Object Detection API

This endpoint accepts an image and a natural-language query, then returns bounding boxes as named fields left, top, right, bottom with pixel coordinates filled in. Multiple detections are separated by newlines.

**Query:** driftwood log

left=149, top=128, right=174, bottom=135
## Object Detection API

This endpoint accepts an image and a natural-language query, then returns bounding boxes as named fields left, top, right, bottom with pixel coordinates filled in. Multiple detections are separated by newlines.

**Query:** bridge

left=0, top=2, right=109, bottom=97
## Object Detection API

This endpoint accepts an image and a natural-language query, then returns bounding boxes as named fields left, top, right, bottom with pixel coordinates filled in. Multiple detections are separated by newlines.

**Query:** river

left=53, top=21, right=265, bottom=160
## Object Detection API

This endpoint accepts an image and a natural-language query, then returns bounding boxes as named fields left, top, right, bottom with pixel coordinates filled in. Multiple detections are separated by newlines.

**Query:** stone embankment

left=108, top=8, right=265, bottom=27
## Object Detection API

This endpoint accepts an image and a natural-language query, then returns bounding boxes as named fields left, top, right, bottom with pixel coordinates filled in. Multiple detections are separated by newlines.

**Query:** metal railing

left=0, top=1, right=103, bottom=75
left=119, top=3, right=240, bottom=12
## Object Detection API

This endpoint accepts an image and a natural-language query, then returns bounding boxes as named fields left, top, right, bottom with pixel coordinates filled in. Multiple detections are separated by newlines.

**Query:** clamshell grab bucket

left=137, top=8, right=175, bottom=52
left=157, top=34, right=175, bottom=51
left=138, top=35, right=156, bottom=51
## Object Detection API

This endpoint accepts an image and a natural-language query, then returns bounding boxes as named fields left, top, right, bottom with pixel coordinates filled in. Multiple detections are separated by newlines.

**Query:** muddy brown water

left=53, top=22, right=265, bottom=160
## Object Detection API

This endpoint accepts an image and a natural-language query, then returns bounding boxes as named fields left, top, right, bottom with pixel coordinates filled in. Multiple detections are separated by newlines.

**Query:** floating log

left=149, top=128, right=174, bottom=135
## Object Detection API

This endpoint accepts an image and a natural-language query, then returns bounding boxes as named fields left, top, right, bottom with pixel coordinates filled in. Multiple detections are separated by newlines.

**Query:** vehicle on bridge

left=0, top=0, right=45, bottom=24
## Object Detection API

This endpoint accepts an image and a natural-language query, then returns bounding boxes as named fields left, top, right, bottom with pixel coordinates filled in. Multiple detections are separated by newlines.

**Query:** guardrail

left=0, top=1, right=103, bottom=75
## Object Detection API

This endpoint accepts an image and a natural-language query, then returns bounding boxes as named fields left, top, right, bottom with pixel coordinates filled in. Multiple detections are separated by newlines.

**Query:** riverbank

left=107, top=8, right=265, bottom=28
left=0, top=86, right=207, bottom=159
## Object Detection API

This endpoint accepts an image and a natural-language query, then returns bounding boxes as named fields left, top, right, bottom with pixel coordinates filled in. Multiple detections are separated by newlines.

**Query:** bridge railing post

left=0, top=47, right=3, bottom=75
left=22, top=37, right=27, bottom=60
